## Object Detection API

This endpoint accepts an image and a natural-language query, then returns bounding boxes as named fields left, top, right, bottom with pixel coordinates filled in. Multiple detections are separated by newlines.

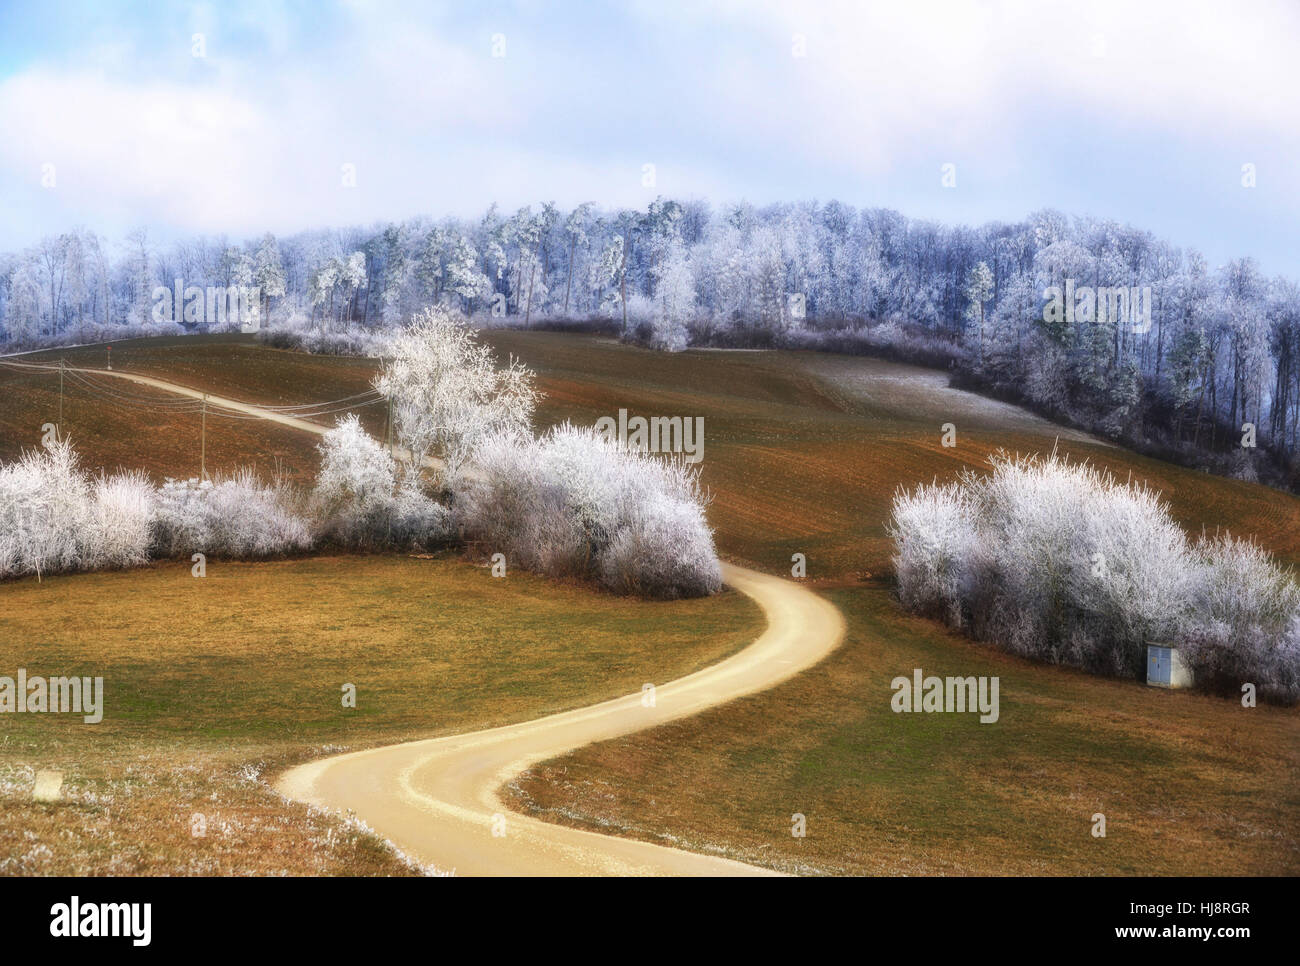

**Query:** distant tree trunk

left=619, top=263, right=628, bottom=336
left=1192, top=363, right=1209, bottom=448
left=524, top=262, right=537, bottom=328
left=564, top=237, right=575, bottom=315
left=1209, top=375, right=1219, bottom=449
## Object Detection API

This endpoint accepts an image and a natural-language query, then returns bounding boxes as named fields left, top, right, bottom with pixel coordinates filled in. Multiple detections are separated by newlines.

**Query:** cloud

left=0, top=0, right=1296, bottom=268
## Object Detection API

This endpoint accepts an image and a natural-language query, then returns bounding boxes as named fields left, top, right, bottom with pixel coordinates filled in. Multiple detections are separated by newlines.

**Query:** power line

left=1, top=358, right=385, bottom=418
left=202, top=397, right=388, bottom=421
left=59, top=370, right=207, bottom=409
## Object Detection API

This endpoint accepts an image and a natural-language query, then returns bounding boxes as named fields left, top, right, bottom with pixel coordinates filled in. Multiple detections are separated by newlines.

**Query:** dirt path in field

left=62, top=363, right=849, bottom=875
left=66, top=365, right=347, bottom=439
left=278, top=564, right=844, bottom=875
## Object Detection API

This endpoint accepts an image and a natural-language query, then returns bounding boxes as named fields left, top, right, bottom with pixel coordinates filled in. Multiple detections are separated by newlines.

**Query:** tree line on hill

left=2, top=200, right=1297, bottom=488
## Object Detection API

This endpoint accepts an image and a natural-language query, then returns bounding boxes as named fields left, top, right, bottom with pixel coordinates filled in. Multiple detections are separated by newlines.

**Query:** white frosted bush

left=151, top=471, right=311, bottom=559
left=0, top=440, right=152, bottom=578
left=261, top=323, right=393, bottom=358
left=973, top=455, right=1193, bottom=674
left=388, top=481, right=449, bottom=548
left=454, top=423, right=721, bottom=598
left=601, top=494, right=722, bottom=598
left=888, top=480, right=978, bottom=626
left=889, top=452, right=1300, bottom=701
left=315, top=414, right=397, bottom=512
left=86, top=470, right=154, bottom=569
left=313, top=415, right=448, bottom=549
left=0, top=439, right=92, bottom=578
left=1185, top=534, right=1300, bottom=701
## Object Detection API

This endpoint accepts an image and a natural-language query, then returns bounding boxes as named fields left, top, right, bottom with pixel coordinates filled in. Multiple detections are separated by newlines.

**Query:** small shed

left=1147, top=644, right=1194, bottom=689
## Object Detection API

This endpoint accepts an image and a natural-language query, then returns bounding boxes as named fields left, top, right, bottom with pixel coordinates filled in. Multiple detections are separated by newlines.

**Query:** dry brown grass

left=5, top=331, right=1298, bottom=875
left=507, top=583, right=1300, bottom=875
left=0, top=555, right=760, bottom=875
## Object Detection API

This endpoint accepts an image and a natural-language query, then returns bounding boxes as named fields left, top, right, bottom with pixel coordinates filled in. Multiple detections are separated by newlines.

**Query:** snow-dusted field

left=793, top=352, right=1108, bottom=447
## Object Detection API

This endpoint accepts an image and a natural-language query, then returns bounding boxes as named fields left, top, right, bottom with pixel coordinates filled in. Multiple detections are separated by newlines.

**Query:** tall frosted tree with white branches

left=374, top=304, right=539, bottom=487
left=965, top=261, right=994, bottom=363
left=253, top=233, right=286, bottom=327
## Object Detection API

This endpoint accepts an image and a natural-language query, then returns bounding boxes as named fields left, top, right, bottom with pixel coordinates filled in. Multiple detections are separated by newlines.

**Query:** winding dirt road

left=278, top=563, right=844, bottom=876
left=41, top=361, right=848, bottom=875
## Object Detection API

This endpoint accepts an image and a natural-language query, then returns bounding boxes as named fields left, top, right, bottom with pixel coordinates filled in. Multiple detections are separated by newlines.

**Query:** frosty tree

left=374, top=304, right=539, bottom=487
left=253, top=234, right=286, bottom=327
left=964, top=261, right=994, bottom=363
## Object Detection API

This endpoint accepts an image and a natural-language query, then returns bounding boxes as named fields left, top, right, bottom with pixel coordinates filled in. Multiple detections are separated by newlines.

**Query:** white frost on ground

left=796, top=355, right=1110, bottom=447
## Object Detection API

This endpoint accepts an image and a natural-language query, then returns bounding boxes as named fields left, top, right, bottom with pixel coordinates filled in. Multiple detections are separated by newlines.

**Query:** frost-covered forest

left=3, top=200, right=1299, bottom=487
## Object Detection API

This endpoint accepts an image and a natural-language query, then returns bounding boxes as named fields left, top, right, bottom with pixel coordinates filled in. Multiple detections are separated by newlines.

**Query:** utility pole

left=201, top=394, right=208, bottom=481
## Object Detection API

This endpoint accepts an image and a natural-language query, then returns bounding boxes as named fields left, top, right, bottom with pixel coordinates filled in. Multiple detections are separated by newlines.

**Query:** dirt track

left=277, top=563, right=844, bottom=876
left=70, top=363, right=849, bottom=875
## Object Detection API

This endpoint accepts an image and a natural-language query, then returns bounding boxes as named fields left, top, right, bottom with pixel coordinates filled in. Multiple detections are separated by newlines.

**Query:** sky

left=0, top=0, right=1297, bottom=274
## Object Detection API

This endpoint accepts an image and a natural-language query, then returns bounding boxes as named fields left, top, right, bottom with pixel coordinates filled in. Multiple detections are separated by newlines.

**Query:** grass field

left=509, top=584, right=1300, bottom=875
left=0, top=554, right=760, bottom=874
left=0, top=337, right=383, bottom=487
left=19, top=332, right=1298, bottom=574
left=477, top=333, right=1300, bottom=875
left=4, top=330, right=1298, bottom=875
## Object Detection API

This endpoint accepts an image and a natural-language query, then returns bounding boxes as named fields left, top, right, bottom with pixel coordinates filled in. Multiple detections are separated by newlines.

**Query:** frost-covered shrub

left=85, top=470, right=154, bottom=570
left=780, top=322, right=968, bottom=370
left=387, top=482, right=449, bottom=548
left=312, top=415, right=448, bottom=549
left=315, top=415, right=398, bottom=514
left=972, top=454, right=1193, bottom=675
left=453, top=423, right=721, bottom=598
left=1184, top=534, right=1300, bottom=702
left=888, top=480, right=980, bottom=627
left=600, top=493, right=722, bottom=598
left=258, top=323, right=392, bottom=358
left=0, top=439, right=93, bottom=578
left=150, top=471, right=311, bottom=559
left=0, top=439, right=153, bottom=578
left=889, top=452, right=1300, bottom=701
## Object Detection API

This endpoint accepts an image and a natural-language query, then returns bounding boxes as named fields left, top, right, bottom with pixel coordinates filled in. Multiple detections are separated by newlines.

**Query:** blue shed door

left=1148, top=646, right=1171, bottom=685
